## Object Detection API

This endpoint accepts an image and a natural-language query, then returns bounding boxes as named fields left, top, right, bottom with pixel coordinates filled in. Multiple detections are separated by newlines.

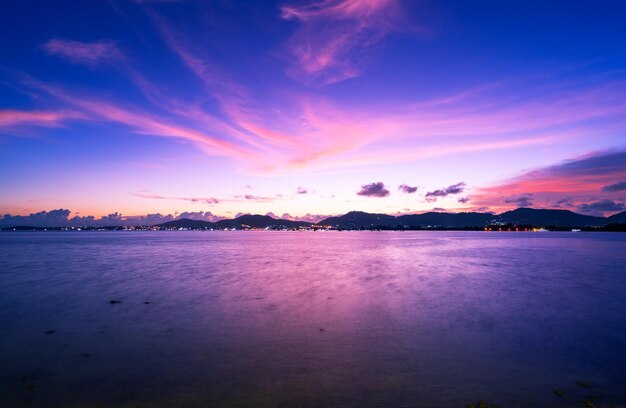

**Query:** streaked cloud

left=42, top=39, right=123, bottom=66
left=134, top=193, right=219, bottom=205
left=0, top=109, right=80, bottom=130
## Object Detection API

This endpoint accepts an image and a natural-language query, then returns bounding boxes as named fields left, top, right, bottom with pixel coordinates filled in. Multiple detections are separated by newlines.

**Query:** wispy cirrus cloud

left=0, top=109, right=80, bottom=130
left=357, top=181, right=390, bottom=197
left=42, top=39, right=123, bottom=66
left=280, top=0, right=406, bottom=85
left=134, top=193, right=219, bottom=204
left=134, top=191, right=280, bottom=204
left=232, top=194, right=279, bottom=203
left=15, top=12, right=626, bottom=177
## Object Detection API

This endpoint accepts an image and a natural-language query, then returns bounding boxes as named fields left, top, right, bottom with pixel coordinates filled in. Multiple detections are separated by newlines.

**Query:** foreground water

left=1, top=231, right=625, bottom=407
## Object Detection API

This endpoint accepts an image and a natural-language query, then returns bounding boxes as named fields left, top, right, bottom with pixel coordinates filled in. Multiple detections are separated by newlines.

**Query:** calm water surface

left=1, top=231, right=625, bottom=407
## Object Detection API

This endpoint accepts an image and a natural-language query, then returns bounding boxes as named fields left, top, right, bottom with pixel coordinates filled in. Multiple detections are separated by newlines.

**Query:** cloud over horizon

left=357, top=182, right=390, bottom=197
left=577, top=199, right=625, bottom=216
left=398, top=184, right=418, bottom=194
left=504, top=194, right=534, bottom=207
left=2, top=1, right=626, bottom=218
left=425, top=182, right=466, bottom=201
left=472, top=149, right=626, bottom=215
left=602, top=181, right=626, bottom=192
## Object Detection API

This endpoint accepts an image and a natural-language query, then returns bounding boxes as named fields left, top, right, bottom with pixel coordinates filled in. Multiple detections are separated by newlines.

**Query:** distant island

left=2, top=208, right=626, bottom=231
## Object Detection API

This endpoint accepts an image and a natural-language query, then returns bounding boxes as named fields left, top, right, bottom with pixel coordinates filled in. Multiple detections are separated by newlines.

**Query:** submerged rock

left=44, top=330, right=55, bottom=335
left=109, top=300, right=122, bottom=304
left=582, top=398, right=595, bottom=407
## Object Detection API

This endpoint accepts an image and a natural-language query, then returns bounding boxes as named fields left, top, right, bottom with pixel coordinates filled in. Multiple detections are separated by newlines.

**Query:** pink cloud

left=0, top=110, right=79, bottom=129
left=18, top=30, right=626, bottom=177
left=134, top=193, right=220, bottom=205
left=471, top=149, right=626, bottom=215
left=25, top=79, right=258, bottom=161
left=42, top=39, right=122, bottom=66
left=279, top=212, right=335, bottom=223
left=280, top=0, right=405, bottom=85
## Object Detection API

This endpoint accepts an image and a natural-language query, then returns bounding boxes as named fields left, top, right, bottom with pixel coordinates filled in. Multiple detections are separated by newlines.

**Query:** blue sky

left=1, top=0, right=625, bottom=225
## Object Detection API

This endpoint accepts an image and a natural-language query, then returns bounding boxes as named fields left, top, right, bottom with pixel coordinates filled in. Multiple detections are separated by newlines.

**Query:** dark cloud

left=473, top=207, right=492, bottom=213
left=129, top=213, right=174, bottom=224
left=458, top=197, right=470, bottom=203
left=398, top=184, right=418, bottom=194
left=425, top=182, right=466, bottom=199
left=577, top=199, right=625, bottom=216
left=357, top=182, right=390, bottom=198
left=546, top=150, right=626, bottom=177
left=553, top=197, right=573, bottom=208
left=0, top=209, right=73, bottom=227
left=504, top=194, right=534, bottom=207
left=473, top=150, right=626, bottom=210
left=296, top=186, right=308, bottom=194
left=432, top=207, right=446, bottom=211
left=602, top=181, right=626, bottom=192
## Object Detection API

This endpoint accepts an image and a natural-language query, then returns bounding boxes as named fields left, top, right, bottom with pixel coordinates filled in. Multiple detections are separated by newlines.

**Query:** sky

left=1, top=0, right=626, bottom=226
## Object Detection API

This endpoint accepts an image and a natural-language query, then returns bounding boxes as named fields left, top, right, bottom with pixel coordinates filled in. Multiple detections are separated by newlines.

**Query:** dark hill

left=319, top=211, right=493, bottom=228
left=494, top=208, right=606, bottom=227
left=214, top=214, right=310, bottom=229
left=398, top=212, right=494, bottom=228
left=607, top=210, right=626, bottom=223
left=156, top=219, right=214, bottom=229
left=319, top=211, right=397, bottom=229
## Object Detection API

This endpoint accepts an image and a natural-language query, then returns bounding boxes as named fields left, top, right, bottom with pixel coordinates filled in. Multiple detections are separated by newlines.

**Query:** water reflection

left=1, top=231, right=625, bottom=407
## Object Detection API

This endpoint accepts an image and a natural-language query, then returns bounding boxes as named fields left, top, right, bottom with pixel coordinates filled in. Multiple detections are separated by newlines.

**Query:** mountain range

left=155, top=208, right=626, bottom=230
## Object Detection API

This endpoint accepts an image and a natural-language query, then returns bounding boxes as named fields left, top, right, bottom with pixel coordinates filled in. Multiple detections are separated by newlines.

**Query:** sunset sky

left=1, top=0, right=625, bottom=225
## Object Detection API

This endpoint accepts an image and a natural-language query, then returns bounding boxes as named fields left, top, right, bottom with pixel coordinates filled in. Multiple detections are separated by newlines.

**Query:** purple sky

left=1, top=0, right=625, bottom=225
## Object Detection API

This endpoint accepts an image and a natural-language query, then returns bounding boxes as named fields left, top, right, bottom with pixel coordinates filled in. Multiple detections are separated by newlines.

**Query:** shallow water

left=1, top=231, right=625, bottom=407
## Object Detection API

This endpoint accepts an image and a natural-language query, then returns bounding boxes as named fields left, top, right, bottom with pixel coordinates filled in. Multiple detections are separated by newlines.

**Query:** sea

left=1, top=231, right=625, bottom=407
